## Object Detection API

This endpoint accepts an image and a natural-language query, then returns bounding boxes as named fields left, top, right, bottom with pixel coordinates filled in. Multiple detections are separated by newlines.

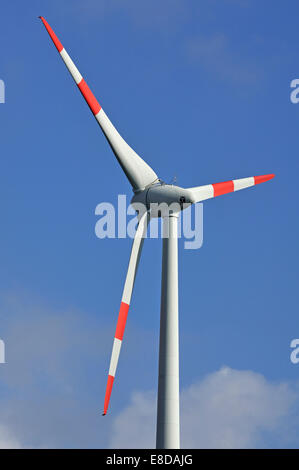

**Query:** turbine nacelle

left=131, top=183, right=193, bottom=218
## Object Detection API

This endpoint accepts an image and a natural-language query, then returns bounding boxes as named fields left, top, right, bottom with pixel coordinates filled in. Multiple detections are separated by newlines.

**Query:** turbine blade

left=103, top=211, right=149, bottom=416
left=186, top=174, right=275, bottom=203
left=39, top=17, right=158, bottom=192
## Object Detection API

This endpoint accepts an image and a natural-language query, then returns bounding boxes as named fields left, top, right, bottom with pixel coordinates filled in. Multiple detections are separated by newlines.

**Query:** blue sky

left=0, top=0, right=299, bottom=448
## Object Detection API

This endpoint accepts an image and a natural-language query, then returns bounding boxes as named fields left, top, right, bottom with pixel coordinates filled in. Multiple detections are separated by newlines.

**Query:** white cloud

left=109, top=391, right=156, bottom=449
left=0, top=291, right=155, bottom=448
left=109, top=367, right=299, bottom=449
left=0, top=291, right=113, bottom=448
left=181, top=367, right=297, bottom=448
left=0, top=291, right=298, bottom=449
left=0, top=424, right=22, bottom=449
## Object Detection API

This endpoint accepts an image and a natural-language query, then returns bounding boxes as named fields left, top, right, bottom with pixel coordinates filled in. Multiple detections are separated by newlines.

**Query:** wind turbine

left=39, top=17, right=274, bottom=449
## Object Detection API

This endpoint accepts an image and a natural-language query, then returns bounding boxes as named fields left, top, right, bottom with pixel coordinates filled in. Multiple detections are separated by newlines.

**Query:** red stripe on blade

left=77, top=79, right=101, bottom=115
left=39, top=17, right=63, bottom=53
left=254, top=174, right=275, bottom=185
left=103, top=374, right=114, bottom=415
left=115, top=302, right=129, bottom=341
left=212, top=180, right=234, bottom=197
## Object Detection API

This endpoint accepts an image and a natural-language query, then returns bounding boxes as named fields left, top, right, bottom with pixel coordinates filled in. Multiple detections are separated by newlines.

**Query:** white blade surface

left=186, top=174, right=275, bottom=203
left=103, top=211, right=149, bottom=415
left=39, top=17, right=158, bottom=192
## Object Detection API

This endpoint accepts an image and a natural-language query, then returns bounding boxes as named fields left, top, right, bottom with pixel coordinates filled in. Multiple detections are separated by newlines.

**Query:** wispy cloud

left=71, top=0, right=249, bottom=29
left=185, top=33, right=262, bottom=84
left=73, top=0, right=190, bottom=32
left=109, top=367, right=299, bottom=449
left=51, top=0, right=282, bottom=87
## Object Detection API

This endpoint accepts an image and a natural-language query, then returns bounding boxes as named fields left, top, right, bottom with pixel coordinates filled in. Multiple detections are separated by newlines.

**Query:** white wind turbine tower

left=40, top=17, right=275, bottom=449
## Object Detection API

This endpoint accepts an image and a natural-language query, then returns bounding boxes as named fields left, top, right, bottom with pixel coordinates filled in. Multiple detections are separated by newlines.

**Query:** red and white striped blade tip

left=103, top=374, right=115, bottom=416
left=39, top=16, right=63, bottom=52
left=254, top=174, right=275, bottom=184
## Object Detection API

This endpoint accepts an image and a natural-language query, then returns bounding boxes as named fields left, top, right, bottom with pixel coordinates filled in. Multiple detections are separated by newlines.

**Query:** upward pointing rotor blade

left=39, top=17, right=158, bottom=192
left=103, top=211, right=149, bottom=416
left=186, top=174, right=275, bottom=203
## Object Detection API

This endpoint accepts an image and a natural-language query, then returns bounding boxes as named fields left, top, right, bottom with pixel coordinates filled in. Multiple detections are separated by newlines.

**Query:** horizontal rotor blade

left=39, top=17, right=158, bottom=192
left=103, top=211, right=150, bottom=416
left=186, top=174, right=275, bottom=204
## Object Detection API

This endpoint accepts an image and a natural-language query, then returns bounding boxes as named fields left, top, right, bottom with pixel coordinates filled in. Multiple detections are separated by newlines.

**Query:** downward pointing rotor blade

left=103, top=211, right=149, bottom=416
left=186, top=174, right=275, bottom=203
left=39, top=17, right=158, bottom=192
